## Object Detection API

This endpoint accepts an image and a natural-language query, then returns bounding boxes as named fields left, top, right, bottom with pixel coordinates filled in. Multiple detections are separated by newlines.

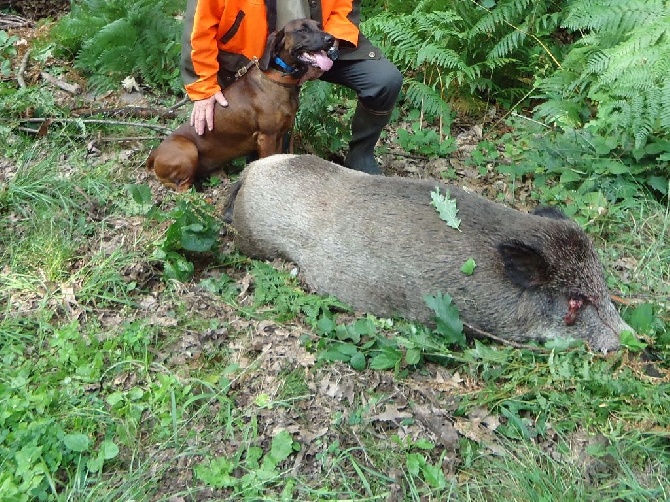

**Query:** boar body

left=229, top=154, right=630, bottom=352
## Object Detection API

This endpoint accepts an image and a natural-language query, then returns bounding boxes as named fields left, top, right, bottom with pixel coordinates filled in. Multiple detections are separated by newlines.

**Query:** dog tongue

left=314, top=51, right=333, bottom=71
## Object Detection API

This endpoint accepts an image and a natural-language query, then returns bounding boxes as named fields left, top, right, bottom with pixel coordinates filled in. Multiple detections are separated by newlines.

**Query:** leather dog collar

left=260, top=69, right=301, bottom=87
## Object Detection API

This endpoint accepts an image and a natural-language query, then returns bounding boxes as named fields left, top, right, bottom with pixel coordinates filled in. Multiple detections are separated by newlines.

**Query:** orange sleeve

left=185, top=0, right=227, bottom=100
left=321, top=0, right=359, bottom=46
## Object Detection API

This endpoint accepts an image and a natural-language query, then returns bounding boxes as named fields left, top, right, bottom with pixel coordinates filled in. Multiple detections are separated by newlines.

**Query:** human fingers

left=190, top=99, right=210, bottom=135
left=214, top=91, right=228, bottom=108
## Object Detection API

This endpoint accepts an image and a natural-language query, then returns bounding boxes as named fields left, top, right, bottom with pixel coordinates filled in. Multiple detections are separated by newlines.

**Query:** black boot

left=344, top=103, right=392, bottom=175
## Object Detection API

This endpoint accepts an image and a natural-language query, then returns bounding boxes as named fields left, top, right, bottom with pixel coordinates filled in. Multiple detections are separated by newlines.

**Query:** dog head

left=258, top=18, right=335, bottom=74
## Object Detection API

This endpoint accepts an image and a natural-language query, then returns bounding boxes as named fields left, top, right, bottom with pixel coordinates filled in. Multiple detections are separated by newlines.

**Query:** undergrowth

left=1, top=2, right=669, bottom=499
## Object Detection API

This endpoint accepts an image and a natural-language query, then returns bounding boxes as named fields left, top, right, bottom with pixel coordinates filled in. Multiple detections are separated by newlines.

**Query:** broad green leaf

left=316, top=315, right=337, bottom=335
left=16, top=445, right=43, bottom=476
left=467, top=340, right=509, bottom=362
left=352, top=318, right=374, bottom=336
left=194, top=457, right=236, bottom=488
left=421, top=461, right=447, bottom=489
left=126, top=183, right=153, bottom=206
left=460, top=257, right=476, bottom=275
left=318, top=349, right=351, bottom=362
left=369, top=348, right=402, bottom=370
left=543, top=337, right=581, bottom=351
left=164, top=252, right=194, bottom=281
left=335, top=343, right=360, bottom=356
left=620, top=330, right=647, bottom=352
left=181, top=223, right=217, bottom=252
left=413, top=438, right=435, bottom=450
left=430, top=187, right=460, bottom=229
left=405, top=348, right=421, bottom=366
left=64, top=433, right=90, bottom=453
left=646, top=176, right=668, bottom=195
left=87, top=455, right=104, bottom=473
left=406, top=453, right=422, bottom=476
left=424, top=292, right=465, bottom=346
left=626, top=303, right=654, bottom=333
left=269, top=430, right=295, bottom=465
left=100, top=440, right=119, bottom=460
left=350, top=351, right=367, bottom=371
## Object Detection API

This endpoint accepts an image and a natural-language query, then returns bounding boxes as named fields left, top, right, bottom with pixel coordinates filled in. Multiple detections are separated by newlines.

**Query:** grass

left=1, top=118, right=669, bottom=501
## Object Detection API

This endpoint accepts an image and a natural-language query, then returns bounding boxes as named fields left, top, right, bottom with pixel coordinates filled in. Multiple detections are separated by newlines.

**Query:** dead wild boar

left=226, top=154, right=631, bottom=353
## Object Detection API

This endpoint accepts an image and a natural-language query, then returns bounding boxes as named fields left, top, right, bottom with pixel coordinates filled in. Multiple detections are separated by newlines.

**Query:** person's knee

left=384, top=62, right=403, bottom=99
left=362, top=59, right=403, bottom=112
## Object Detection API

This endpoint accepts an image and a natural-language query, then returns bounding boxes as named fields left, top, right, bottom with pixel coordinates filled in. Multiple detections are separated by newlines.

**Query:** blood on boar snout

left=227, top=154, right=632, bottom=353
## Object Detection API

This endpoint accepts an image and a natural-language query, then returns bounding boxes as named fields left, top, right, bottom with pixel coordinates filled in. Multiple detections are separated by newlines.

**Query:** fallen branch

left=463, top=321, right=551, bottom=352
left=71, top=106, right=179, bottom=120
left=168, top=97, right=190, bottom=111
left=16, top=128, right=158, bottom=142
left=15, top=117, right=173, bottom=134
left=16, top=49, right=30, bottom=89
left=0, top=14, right=31, bottom=29
left=40, top=71, right=81, bottom=95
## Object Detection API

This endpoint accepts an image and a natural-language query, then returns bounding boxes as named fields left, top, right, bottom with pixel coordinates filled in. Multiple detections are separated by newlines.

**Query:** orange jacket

left=182, top=0, right=361, bottom=100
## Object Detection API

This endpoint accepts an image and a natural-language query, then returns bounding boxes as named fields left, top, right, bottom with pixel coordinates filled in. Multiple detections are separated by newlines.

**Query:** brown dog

left=147, top=19, right=335, bottom=191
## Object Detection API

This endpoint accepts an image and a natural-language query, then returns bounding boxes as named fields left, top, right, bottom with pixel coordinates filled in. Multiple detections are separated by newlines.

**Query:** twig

left=71, top=106, right=178, bottom=120
left=385, top=149, right=429, bottom=161
left=40, top=72, right=81, bottom=95
left=168, top=96, right=190, bottom=111
left=14, top=117, right=173, bottom=134
left=463, top=321, right=550, bottom=352
left=0, top=14, right=32, bottom=29
left=17, top=49, right=30, bottom=89
left=16, top=128, right=158, bottom=142
left=95, top=136, right=159, bottom=142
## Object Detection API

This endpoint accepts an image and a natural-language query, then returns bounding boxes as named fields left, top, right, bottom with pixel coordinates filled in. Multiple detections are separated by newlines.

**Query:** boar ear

left=498, top=240, right=552, bottom=289
left=532, top=206, right=568, bottom=220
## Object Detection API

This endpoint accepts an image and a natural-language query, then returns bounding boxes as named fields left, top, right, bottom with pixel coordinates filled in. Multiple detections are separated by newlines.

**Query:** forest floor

left=2, top=7, right=669, bottom=502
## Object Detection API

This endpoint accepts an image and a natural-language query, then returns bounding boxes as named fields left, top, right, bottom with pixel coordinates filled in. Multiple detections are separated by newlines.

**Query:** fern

left=49, top=0, right=183, bottom=93
left=362, top=5, right=514, bottom=116
left=294, top=80, right=351, bottom=157
left=403, top=80, right=452, bottom=119
left=469, top=0, right=532, bottom=36
left=536, top=1, right=670, bottom=150
left=562, top=0, right=661, bottom=33
left=363, top=0, right=570, bottom=113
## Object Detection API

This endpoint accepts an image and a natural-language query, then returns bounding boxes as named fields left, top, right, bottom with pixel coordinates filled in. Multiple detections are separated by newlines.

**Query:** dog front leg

left=257, top=132, right=280, bottom=158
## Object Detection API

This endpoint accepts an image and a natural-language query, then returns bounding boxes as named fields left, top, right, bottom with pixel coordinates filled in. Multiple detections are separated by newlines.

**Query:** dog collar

left=274, top=56, right=298, bottom=74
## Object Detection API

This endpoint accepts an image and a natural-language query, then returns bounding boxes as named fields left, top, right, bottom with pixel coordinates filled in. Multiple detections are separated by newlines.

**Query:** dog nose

left=324, top=33, right=335, bottom=47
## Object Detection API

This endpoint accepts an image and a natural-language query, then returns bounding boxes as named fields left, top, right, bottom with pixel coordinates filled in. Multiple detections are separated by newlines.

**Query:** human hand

left=190, top=91, right=229, bottom=135
left=299, top=67, right=325, bottom=86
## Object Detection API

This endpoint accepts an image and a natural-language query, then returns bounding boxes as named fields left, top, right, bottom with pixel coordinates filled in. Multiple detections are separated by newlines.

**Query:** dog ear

left=259, top=29, right=284, bottom=70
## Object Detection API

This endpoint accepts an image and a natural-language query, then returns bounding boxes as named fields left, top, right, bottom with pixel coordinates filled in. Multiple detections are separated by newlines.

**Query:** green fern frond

left=533, top=98, right=583, bottom=129
left=416, top=44, right=468, bottom=72
left=52, top=0, right=183, bottom=93
left=469, top=0, right=532, bottom=36
left=75, top=18, right=139, bottom=90
left=488, top=28, right=527, bottom=59
left=563, top=0, right=661, bottom=33
left=536, top=0, right=670, bottom=150
left=661, top=81, right=670, bottom=130
left=404, top=80, right=452, bottom=119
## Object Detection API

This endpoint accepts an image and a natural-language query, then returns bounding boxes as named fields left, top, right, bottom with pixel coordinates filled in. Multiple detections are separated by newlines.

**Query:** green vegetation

left=0, top=0, right=668, bottom=499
